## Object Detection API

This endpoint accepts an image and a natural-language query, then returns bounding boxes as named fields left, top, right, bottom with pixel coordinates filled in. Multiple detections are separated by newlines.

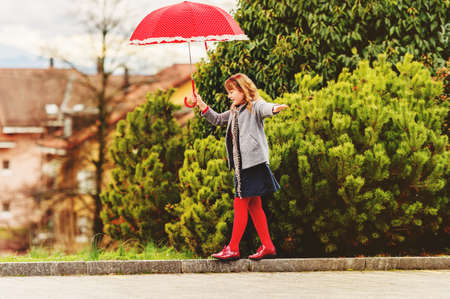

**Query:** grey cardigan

left=202, top=98, right=279, bottom=170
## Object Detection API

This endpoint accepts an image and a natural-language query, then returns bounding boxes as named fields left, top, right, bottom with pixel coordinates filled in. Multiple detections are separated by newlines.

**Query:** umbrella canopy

left=130, top=1, right=248, bottom=45
left=130, top=1, right=249, bottom=107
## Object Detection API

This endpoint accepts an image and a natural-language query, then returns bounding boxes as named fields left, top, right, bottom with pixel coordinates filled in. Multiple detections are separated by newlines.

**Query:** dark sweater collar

left=235, top=102, right=248, bottom=112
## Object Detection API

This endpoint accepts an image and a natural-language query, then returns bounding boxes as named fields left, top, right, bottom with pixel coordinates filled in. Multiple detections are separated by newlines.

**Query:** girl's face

left=227, top=88, right=245, bottom=106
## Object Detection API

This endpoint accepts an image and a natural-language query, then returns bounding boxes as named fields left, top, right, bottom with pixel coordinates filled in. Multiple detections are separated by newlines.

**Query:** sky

left=0, top=0, right=237, bottom=74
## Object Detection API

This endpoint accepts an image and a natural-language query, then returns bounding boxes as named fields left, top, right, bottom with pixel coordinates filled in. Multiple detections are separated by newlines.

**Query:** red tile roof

left=0, top=64, right=192, bottom=128
left=66, top=64, right=192, bottom=149
left=0, top=68, right=69, bottom=127
left=1, top=64, right=193, bottom=149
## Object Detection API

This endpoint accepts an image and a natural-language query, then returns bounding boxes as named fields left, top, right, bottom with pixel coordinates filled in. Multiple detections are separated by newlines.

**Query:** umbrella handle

left=184, top=96, right=196, bottom=108
left=184, top=78, right=197, bottom=108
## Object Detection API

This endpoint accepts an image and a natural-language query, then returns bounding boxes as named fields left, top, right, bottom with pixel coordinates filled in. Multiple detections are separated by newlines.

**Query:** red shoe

left=248, top=245, right=276, bottom=260
left=212, top=245, right=240, bottom=261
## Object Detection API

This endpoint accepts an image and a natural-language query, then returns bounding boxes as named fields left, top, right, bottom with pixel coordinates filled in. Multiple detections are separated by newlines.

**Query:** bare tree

left=42, top=0, right=154, bottom=240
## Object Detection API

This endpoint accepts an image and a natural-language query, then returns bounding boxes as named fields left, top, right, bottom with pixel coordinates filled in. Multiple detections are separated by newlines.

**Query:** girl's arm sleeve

left=202, top=106, right=231, bottom=126
left=255, top=99, right=279, bottom=119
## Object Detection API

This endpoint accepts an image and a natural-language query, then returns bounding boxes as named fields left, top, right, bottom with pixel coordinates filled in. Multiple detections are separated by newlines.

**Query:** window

left=1, top=160, right=12, bottom=176
left=73, top=104, right=85, bottom=112
left=2, top=202, right=10, bottom=212
left=45, top=104, right=59, bottom=115
left=77, top=170, right=96, bottom=194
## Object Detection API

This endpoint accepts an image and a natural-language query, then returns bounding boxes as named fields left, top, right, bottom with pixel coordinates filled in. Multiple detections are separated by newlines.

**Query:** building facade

left=0, top=64, right=192, bottom=252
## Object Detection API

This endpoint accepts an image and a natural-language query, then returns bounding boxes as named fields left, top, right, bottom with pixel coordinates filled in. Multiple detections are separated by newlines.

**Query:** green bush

left=100, top=89, right=185, bottom=244
left=169, top=54, right=449, bottom=257
left=265, top=54, right=449, bottom=256
left=193, top=0, right=449, bottom=139
left=165, top=136, right=236, bottom=257
left=432, top=60, right=449, bottom=137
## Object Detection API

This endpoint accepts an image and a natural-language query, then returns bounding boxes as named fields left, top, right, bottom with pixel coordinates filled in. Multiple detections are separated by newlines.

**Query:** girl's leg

left=248, top=196, right=275, bottom=249
left=228, top=197, right=250, bottom=252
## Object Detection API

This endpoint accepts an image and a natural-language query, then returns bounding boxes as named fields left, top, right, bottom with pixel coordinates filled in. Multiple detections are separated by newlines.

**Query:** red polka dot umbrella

left=130, top=1, right=249, bottom=107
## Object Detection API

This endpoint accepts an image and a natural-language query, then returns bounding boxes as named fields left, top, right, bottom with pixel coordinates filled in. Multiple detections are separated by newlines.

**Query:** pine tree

left=100, top=89, right=185, bottom=243
left=165, top=136, right=236, bottom=257
left=168, top=54, right=448, bottom=257
left=265, top=54, right=449, bottom=256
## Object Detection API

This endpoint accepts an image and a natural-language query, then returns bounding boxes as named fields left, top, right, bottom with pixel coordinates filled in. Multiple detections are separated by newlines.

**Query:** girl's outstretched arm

left=254, top=98, right=289, bottom=119
left=191, top=95, right=231, bottom=126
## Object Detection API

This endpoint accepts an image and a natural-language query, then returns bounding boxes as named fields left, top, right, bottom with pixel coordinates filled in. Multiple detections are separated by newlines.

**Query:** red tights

left=228, top=196, right=275, bottom=252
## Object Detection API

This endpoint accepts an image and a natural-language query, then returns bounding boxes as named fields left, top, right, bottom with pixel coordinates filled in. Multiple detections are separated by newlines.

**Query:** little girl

left=191, top=73, right=288, bottom=261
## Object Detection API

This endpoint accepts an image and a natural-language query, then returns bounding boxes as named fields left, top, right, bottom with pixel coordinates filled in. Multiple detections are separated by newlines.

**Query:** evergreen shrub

left=170, top=54, right=449, bottom=257
left=265, top=54, right=449, bottom=256
left=100, top=90, right=185, bottom=244
left=165, top=136, right=236, bottom=256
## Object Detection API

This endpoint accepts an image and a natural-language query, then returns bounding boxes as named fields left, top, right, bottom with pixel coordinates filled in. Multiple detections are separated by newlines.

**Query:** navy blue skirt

left=234, top=162, right=280, bottom=198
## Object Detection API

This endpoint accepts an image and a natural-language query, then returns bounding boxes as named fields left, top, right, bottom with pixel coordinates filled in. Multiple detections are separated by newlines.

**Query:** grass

left=0, top=241, right=197, bottom=262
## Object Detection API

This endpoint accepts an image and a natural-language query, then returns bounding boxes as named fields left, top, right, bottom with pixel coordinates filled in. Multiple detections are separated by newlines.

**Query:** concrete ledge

left=1, top=262, right=54, bottom=276
left=182, top=259, right=250, bottom=273
left=86, top=260, right=181, bottom=275
left=250, top=258, right=366, bottom=272
left=364, top=257, right=450, bottom=271
left=1, top=257, right=448, bottom=276
left=54, top=261, right=87, bottom=276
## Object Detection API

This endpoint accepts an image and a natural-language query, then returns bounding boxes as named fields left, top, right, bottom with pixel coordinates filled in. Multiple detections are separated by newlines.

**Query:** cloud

left=0, top=24, right=45, bottom=57
left=0, top=0, right=73, bottom=35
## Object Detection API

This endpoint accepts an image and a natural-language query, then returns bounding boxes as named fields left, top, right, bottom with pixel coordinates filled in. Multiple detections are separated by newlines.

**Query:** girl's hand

left=185, top=95, right=197, bottom=108
left=273, top=104, right=289, bottom=113
left=192, top=94, right=207, bottom=111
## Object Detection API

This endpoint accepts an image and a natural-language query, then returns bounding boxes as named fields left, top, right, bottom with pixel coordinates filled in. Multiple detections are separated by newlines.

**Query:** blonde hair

left=224, top=73, right=259, bottom=112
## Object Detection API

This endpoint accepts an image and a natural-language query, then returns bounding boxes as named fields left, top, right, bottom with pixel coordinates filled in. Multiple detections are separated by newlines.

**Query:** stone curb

left=0, top=257, right=448, bottom=276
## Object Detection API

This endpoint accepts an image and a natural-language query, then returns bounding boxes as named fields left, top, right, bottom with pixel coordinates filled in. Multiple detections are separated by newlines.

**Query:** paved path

left=1, top=271, right=449, bottom=299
